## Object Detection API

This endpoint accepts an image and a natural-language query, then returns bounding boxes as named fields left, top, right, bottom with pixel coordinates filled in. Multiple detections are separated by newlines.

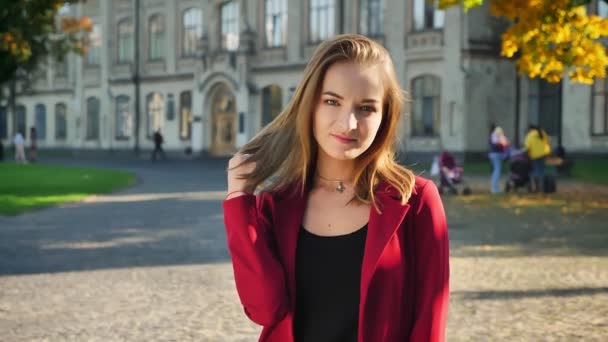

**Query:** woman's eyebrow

left=322, top=91, right=343, bottom=99
left=322, top=91, right=379, bottom=104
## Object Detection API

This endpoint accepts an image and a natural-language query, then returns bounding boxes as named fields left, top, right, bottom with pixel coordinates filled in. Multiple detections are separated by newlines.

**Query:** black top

left=294, top=224, right=368, bottom=342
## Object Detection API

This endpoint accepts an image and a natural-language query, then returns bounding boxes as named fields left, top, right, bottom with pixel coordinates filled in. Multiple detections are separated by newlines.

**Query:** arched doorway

left=209, top=83, right=237, bottom=155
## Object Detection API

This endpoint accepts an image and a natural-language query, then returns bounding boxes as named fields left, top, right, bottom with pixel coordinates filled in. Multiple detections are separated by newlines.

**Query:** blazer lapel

left=272, top=185, right=307, bottom=308
left=360, top=182, right=412, bottom=304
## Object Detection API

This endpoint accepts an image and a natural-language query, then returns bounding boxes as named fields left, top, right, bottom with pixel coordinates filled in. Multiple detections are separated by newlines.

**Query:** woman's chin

left=324, top=148, right=362, bottom=161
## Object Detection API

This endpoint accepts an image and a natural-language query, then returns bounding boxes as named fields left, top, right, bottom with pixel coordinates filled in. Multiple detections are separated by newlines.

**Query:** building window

left=55, top=103, right=67, bottom=140
left=117, top=18, right=134, bottom=63
left=16, top=105, right=27, bottom=138
left=309, top=0, right=335, bottom=43
left=600, top=1, right=608, bottom=17
left=413, top=0, right=444, bottom=31
left=360, top=0, right=383, bottom=37
left=265, top=0, right=287, bottom=47
left=55, top=57, right=68, bottom=78
left=261, top=85, right=282, bottom=126
left=115, top=95, right=132, bottom=139
left=166, top=94, right=175, bottom=121
left=592, top=77, right=608, bottom=135
left=179, top=91, right=192, bottom=140
left=528, top=79, right=561, bottom=136
left=411, top=75, right=441, bottom=136
left=183, top=8, right=202, bottom=57
left=146, top=92, right=164, bottom=138
left=0, top=106, right=6, bottom=139
left=148, top=14, right=165, bottom=60
left=35, top=104, right=46, bottom=140
left=221, top=1, right=240, bottom=51
left=87, top=23, right=102, bottom=65
left=86, top=97, right=100, bottom=140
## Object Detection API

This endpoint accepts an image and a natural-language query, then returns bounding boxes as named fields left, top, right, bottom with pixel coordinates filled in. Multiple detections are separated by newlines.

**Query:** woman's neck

left=314, top=151, right=356, bottom=182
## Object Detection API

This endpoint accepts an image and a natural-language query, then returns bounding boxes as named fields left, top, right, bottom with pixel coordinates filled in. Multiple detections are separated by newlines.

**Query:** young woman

left=488, top=125, right=510, bottom=194
left=524, top=125, right=550, bottom=192
left=223, top=34, right=449, bottom=342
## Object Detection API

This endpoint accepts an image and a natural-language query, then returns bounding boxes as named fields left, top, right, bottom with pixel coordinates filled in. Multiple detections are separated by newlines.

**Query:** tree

left=0, top=0, right=91, bottom=135
left=438, top=0, right=608, bottom=84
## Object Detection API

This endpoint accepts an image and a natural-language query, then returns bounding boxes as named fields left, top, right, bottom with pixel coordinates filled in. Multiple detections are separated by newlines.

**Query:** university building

left=1, top=0, right=607, bottom=157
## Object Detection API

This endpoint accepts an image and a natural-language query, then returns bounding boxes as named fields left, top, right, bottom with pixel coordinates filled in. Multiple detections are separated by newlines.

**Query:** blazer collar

left=273, top=181, right=412, bottom=307
left=360, top=181, right=411, bottom=302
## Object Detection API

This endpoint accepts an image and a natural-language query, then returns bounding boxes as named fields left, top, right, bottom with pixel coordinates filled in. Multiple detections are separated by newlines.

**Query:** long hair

left=236, top=34, right=416, bottom=209
left=529, top=124, right=546, bottom=140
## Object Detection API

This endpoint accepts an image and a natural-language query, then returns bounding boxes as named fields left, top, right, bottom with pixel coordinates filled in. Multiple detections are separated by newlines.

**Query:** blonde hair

left=237, top=34, right=415, bottom=209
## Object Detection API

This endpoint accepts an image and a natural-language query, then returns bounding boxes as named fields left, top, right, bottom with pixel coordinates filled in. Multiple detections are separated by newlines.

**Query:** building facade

left=1, top=0, right=607, bottom=156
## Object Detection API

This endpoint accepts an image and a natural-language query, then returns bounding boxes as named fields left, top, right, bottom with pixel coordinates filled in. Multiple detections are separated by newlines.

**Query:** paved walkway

left=0, top=158, right=606, bottom=341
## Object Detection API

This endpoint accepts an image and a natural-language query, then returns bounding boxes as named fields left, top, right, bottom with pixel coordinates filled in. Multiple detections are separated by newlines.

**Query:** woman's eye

left=360, top=105, right=376, bottom=112
left=324, top=99, right=339, bottom=106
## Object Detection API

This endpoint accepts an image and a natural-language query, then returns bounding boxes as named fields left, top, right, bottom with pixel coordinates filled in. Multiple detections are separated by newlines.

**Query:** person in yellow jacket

left=524, top=125, right=551, bottom=192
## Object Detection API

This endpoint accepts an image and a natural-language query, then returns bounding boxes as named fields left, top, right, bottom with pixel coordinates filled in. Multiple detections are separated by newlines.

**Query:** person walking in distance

left=223, top=34, right=449, bottom=342
left=29, top=126, right=38, bottom=162
left=151, top=129, right=166, bottom=162
left=13, top=131, right=27, bottom=164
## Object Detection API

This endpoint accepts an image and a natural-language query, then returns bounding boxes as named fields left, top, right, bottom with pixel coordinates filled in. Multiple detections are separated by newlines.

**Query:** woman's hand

left=226, top=152, right=256, bottom=199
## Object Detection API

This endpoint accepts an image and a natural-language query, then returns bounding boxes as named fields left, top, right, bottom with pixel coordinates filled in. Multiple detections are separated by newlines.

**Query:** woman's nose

left=338, top=108, right=358, bottom=131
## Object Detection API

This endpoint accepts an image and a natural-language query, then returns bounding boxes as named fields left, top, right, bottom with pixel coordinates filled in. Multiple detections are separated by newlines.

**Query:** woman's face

left=312, top=61, right=385, bottom=161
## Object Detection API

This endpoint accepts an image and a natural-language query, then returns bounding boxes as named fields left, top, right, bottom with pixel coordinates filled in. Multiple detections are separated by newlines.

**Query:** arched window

left=117, top=18, right=134, bottom=62
left=35, top=104, right=46, bottom=140
left=86, top=97, right=100, bottom=140
left=221, top=2, right=239, bottom=51
left=411, top=75, right=441, bottom=136
left=592, top=76, right=608, bottom=135
left=0, top=106, right=6, bottom=139
left=528, top=78, right=561, bottom=136
left=182, top=8, right=203, bottom=57
left=87, top=23, right=102, bottom=65
left=115, top=95, right=131, bottom=139
left=146, top=92, right=165, bottom=137
left=148, top=14, right=165, bottom=60
left=55, top=103, right=67, bottom=140
left=261, top=85, right=283, bottom=126
left=16, top=105, right=27, bottom=138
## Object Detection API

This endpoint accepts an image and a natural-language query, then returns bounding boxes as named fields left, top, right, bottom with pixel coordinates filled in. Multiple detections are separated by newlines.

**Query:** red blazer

left=223, top=176, right=450, bottom=342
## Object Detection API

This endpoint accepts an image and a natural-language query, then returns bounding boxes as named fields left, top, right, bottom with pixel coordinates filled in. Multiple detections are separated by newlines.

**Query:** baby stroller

left=504, top=150, right=531, bottom=193
left=431, top=151, right=472, bottom=195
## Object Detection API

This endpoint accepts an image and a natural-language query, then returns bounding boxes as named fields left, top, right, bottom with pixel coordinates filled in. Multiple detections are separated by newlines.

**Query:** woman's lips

left=331, top=134, right=357, bottom=144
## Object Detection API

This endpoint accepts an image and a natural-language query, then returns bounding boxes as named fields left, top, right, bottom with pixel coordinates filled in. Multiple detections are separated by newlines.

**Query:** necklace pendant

left=336, top=181, right=345, bottom=193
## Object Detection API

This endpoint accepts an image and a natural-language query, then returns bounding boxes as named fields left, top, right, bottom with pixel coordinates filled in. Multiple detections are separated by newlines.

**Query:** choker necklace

left=316, top=174, right=347, bottom=193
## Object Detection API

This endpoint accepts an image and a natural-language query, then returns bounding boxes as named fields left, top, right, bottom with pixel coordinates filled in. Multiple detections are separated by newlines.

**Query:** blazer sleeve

left=223, top=192, right=289, bottom=326
left=409, top=181, right=450, bottom=342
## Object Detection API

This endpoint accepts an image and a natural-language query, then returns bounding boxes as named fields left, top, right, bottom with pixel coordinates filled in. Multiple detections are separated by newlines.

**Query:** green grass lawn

left=571, top=159, right=608, bottom=185
left=0, top=163, right=136, bottom=215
